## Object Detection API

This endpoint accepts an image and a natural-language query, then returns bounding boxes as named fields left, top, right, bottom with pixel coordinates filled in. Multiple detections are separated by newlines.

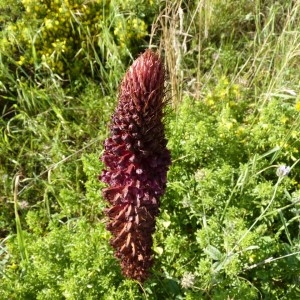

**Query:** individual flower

left=295, top=100, right=300, bottom=112
left=100, top=49, right=171, bottom=282
left=19, top=200, right=29, bottom=210
left=181, top=272, right=196, bottom=289
left=276, top=165, right=291, bottom=177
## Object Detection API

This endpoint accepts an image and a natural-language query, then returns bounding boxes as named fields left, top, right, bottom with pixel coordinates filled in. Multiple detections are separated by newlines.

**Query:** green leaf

left=204, top=245, right=223, bottom=261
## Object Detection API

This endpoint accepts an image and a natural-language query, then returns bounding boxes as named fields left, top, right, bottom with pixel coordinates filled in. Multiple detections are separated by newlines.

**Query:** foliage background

left=1, top=0, right=300, bottom=299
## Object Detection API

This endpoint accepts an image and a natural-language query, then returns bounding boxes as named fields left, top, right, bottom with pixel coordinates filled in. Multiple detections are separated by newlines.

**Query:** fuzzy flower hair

left=100, top=50, right=171, bottom=282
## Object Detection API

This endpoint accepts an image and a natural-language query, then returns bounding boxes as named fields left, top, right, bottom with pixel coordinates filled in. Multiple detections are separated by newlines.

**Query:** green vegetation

left=1, top=0, right=300, bottom=298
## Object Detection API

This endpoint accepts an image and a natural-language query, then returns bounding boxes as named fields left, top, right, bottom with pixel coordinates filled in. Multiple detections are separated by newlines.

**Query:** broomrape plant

left=100, top=50, right=171, bottom=282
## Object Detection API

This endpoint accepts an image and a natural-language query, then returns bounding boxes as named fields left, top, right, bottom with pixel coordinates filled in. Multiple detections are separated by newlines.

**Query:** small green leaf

left=204, top=245, right=223, bottom=261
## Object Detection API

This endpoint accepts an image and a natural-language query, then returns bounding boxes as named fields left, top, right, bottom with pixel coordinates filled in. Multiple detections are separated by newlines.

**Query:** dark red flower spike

left=100, top=50, right=171, bottom=282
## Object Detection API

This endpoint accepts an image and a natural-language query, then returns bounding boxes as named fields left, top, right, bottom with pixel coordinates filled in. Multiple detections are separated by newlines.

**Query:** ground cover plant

left=0, top=0, right=300, bottom=299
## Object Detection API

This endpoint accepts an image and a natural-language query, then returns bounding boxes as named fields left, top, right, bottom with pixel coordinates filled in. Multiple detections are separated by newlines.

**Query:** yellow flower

left=291, top=131, right=297, bottom=138
left=220, top=75, right=229, bottom=85
left=9, top=263, right=18, bottom=270
left=232, top=84, right=240, bottom=97
left=17, top=56, right=26, bottom=65
left=279, top=141, right=288, bottom=148
left=295, top=101, right=300, bottom=112
left=45, top=19, right=53, bottom=29
left=236, top=126, right=245, bottom=136
left=207, top=99, right=215, bottom=106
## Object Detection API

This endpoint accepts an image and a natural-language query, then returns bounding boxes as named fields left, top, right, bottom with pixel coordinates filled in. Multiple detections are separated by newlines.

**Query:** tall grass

left=153, top=0, right=300, bottom=296
left=153, top=0, right=300, bottom=107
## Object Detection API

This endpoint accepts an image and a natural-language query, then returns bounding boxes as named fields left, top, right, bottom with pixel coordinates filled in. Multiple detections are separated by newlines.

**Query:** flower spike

left=100, top=50, right=171, bottom=282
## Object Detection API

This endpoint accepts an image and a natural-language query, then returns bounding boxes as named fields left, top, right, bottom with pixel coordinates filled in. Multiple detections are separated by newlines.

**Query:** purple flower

left=100, top=50, right=171, bottom=282
left=276, top=165, right=291, bottom=177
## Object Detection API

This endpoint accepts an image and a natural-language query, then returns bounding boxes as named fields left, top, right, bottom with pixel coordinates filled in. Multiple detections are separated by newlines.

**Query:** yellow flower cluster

left=204, top=76, right=241, bottom=109
left=114, top=18, right=148, bottom=49
left=18, top=0, right=110, bottom=75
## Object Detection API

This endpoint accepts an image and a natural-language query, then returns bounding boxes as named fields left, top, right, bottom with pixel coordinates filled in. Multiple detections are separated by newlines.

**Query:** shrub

left=0, top=0, right=160, bottom=84
left=162, top=77, right=300, bottom=298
